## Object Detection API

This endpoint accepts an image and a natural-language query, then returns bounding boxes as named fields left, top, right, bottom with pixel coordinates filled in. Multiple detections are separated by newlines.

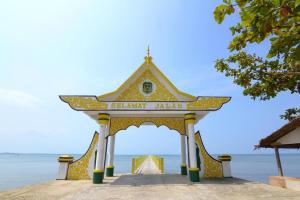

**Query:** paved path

left=135, top=157, right=161, bottom=174
left=1, top=175, right=300, bottom=200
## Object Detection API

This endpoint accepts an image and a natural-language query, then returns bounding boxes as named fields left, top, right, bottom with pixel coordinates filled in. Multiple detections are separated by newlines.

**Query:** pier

left=132, top=155, right=163, bottom=174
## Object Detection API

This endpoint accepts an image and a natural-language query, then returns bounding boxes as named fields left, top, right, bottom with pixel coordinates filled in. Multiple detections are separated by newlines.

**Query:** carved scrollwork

left=60, top=96, right=108, bottom=110
left=187, top=97, right=230, bottom=110
left=109, top=117, right=186, bottom=135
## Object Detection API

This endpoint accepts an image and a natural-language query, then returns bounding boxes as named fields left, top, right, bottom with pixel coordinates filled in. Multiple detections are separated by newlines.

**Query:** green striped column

left=93, top=169, right=104, bottom=184
left=189, top=168, right=200, bottom=182
left=181, top=164, right=187, bottom=175
left=106, top=166, right=114, bottom=177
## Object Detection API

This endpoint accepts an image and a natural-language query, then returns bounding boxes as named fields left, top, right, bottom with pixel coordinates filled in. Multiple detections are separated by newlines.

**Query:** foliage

left=213, top=0, right=300, bottom=120
left=280, top=107, right=300, bottom=120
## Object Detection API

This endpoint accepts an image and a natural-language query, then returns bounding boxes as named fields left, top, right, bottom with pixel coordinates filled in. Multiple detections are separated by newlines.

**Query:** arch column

left=180, top=135, right=187, bottom=175
left=106, top=134, right=115, bottom=176
left=93, top=113, right=109, bottom=184
left=185, top=113, right=200, bottom=182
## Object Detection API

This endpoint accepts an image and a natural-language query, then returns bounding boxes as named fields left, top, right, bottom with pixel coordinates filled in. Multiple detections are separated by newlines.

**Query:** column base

left=93, top=170, right=104, bottom=184
left=181, top=165, right=187, bottom=175
left=189, top=168, right=200, bottom=182
left=106, top=166, right=114, bottom=177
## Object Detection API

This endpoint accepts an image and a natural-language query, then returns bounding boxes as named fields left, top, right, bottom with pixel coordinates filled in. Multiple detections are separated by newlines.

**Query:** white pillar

left=107, top=135, right=115, bottom=167
left=95, top=124, right=107, bottom=170
left=93, top=113, right=109, bottom=184
left=102, top=136, right=107, bottom=168
left=180, top=135, right=187, bottom=165
left=180, top=134, right=187, bottom=175
left=187, top=123, right=197, bottom=168
left=57, top=155, right=73, bottom=180
left=185, top=113, right=199, bottom=182
left=218, top=155, right=232, bottom=178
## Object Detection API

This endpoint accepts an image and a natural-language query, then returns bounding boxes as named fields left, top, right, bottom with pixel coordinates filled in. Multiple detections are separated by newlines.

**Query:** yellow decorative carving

left=187, top=97, right=230, bottom=110
left=116, top=69, right=178, bottom=101
left=98, top=57, right=196, bottom=101
left=60, top=96, right=108, bottom=110
left=185, top=113, right=196, bottom=124
left=109, top=117, right=186, bottom=135
left=98, top=113, right=110, bottom=125
left=195, top=132, right=223, bottom=178
left=67, top=132, right=99, bottom=180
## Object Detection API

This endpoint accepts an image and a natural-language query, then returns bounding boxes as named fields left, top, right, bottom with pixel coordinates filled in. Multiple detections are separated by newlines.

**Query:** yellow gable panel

left=98, top=51, right=196, bottom=102
left=116, top=69, right=178, bottom=101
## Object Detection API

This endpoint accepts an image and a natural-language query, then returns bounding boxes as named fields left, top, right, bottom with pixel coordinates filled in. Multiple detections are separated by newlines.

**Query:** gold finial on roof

left=147, top=45, right=150, bottom=57
left=144, top=45, right=152, bottom=64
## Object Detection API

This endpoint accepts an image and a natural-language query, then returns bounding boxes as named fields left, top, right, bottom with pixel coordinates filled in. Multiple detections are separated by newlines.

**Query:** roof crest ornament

left=144, top=45, right=152, bottom=64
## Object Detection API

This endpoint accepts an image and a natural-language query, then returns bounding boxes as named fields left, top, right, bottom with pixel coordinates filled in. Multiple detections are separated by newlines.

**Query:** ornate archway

left=59, top=49, right=231, bottom=183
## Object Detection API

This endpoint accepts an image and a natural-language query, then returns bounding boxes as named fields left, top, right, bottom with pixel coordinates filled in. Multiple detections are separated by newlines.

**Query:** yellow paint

left=151, top=156, right=164, bottom=173
left=189, top=168, right=200, bottom=171
left=195, top=132, right=223, bottom=178
left=98, top=120, right=109, bottom=125
left=185, top=113, right=196, bottom=124
left=98, top=113, right=109, bottom=119
left=185, top=119, right=196, bottom=124
left=187, top=97, right=230, bottom=110
left=111, top=102, right=147, bottom=109
left=67, top=132, right=99, bottom=180
left=115, top=69, right=178, bottom=101
left=94, top=169, right=104, bottom=173
left=184, top=113, right=195, bottom=119
left=109, top=117, right=186, bottom=135
left=98, top=54, right=196, bottom=101
left=155, top=103, right=182, bottom=109
left=131, top=156, right=147, bottom=174
left=61, top=96, right=108, bottom=110
left=58, top=158, right=73, bottom=162
left=218, top=155, right=232, bottom=161
left=106, top=166, right=114, bottom=169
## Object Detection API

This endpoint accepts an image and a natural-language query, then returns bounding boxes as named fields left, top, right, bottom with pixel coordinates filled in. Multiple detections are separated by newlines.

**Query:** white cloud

left=0, top=88, right=41, bottom=108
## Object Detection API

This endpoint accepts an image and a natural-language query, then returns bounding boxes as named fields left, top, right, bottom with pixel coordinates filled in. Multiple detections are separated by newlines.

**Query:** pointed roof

left=59, top=49, right=231, bottom=115
left=97, top=48, right=196, bottom=102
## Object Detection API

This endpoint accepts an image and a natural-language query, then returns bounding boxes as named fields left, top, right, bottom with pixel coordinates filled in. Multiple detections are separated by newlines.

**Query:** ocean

left=0, top=153, right=299, bottom=192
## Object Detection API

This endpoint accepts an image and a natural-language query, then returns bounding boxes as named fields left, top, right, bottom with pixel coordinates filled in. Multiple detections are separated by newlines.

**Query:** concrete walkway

left=1, top=174, right=300, bottom=200
left=135, top=157, right=161, bottom=174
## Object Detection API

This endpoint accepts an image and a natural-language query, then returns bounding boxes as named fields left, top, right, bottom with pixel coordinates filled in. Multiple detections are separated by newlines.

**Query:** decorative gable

left=116, top=69, right=177, bottom=101
left=98, top=52, right=196, bottom=102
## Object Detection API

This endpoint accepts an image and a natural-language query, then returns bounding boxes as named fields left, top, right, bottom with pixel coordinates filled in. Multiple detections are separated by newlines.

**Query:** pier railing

left=150, top=155, right=164, bottom=173
left=132, top=155, right=164, bottom=174
left=132, top=155, right=147, bottom=174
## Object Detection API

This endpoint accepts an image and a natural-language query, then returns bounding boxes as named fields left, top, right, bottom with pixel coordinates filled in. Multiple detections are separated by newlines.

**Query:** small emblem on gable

left=139, top=79, right=156, bottom=96
left=143, top=82, right=153, bottom=94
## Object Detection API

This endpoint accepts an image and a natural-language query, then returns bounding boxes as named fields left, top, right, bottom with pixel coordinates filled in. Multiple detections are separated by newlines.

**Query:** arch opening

left=112, top=125, right=183, bottom=174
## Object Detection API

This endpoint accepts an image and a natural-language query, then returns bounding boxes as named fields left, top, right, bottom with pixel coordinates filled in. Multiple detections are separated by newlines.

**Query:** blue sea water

left=0, top=153, right=299, bottom=191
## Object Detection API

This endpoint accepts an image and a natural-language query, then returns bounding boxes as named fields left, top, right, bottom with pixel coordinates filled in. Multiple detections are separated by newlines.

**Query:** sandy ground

left=1, top=174, right=300, bottom=200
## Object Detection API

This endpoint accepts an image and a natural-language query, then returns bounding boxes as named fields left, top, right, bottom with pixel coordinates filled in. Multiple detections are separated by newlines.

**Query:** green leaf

left=296, top=0, right=300, bottom=7
left=213, top=0, right=300, bottom=117
left=236, top=0, right=247, bottom=7
left=223, top=0, right=232, bottom=5
left=214, top=4, right=228, bottom=24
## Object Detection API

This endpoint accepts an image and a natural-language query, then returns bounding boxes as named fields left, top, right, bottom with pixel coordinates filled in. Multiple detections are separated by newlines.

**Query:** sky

left=0, top=0, right=299, bottom=155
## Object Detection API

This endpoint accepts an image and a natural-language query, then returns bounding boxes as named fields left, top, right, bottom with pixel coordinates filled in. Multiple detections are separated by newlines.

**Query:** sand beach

left=1, top=175, right=300, bottom=200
